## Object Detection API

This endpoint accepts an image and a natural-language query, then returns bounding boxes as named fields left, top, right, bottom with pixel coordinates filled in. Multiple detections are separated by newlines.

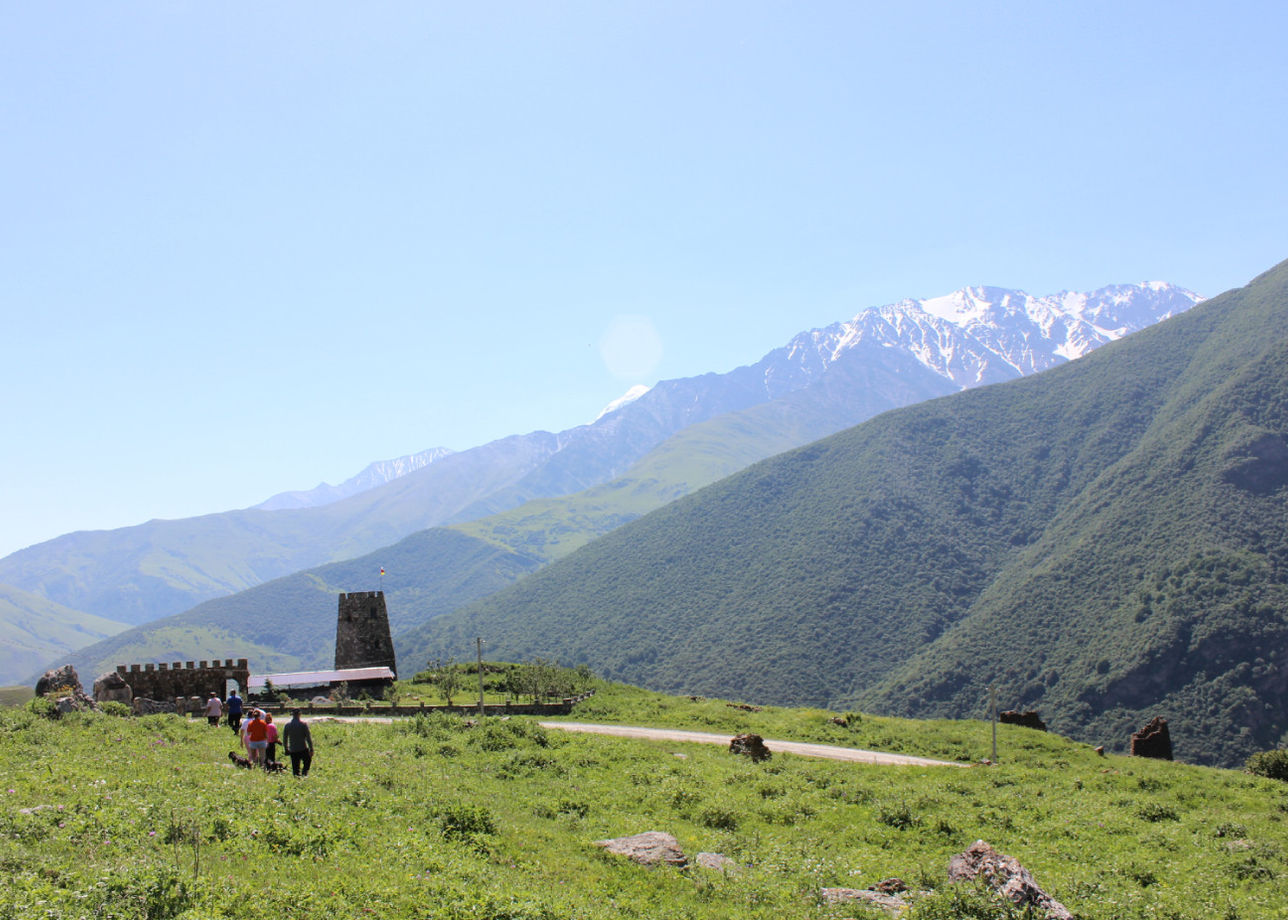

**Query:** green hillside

left=0, top=583, right=129, bottom=685
left=53, top=355, right=946, bottom=682
left=404, top=259, right=1288, bottom=767
left=0, top=434, right=583, bottom=627
left=5, top=678, right=1288, bottom=919
left=56, top=527, right=545, bottom=683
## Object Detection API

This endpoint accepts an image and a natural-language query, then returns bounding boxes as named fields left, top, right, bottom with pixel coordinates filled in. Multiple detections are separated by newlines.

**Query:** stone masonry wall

left=334, top=591, right=397, bottom=675
left=116, top=658, right=249, bottom=702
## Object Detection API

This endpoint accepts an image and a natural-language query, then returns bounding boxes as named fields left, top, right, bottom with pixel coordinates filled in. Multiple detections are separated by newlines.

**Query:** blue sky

left=2, top=1, right=1286, bottom=558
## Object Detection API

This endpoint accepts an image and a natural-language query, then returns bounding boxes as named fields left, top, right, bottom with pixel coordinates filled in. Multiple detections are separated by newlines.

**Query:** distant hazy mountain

left=404, top=264, right=1285, bottom=767
left=253, top=447, right=455, bottom=510
left=4, top=281, right=1198, bottom=634
left=0, top=583, right=129, bottom=685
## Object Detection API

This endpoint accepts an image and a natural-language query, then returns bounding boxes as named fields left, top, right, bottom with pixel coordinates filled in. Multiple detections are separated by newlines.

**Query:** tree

left=426, top=657, right=461, bottom=706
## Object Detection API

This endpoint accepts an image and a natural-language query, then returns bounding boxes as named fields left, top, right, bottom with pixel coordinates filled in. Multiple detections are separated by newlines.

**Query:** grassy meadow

left=3, top=677, right=1288, bottom=919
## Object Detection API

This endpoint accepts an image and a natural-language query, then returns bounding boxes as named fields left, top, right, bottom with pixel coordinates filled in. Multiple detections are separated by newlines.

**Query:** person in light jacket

left=281, top=709, right=314, bottom=777
left=203, top=692, right=223, bottom=726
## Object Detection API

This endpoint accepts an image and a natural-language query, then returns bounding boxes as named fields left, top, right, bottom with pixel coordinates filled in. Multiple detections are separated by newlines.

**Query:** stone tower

left=334, top=591, right=397, bottom=676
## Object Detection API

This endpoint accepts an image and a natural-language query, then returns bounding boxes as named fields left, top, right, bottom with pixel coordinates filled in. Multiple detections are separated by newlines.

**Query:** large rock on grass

left=36, top=664, right=83, bottom=698
left=132, top=697, right=179, bottom=716
left=729, top=733, right=771, bottom=762
left=1130, top=716, right=1173, bottom=760
left=948, top=840, right=1072, bottom=919
left=999, top=710, right=1047, bottom=731
left=93, top=671, right=133, bottom=705
left=820, top=888, right=909, bottom=914
left=594, top=831, right=687, bottom=867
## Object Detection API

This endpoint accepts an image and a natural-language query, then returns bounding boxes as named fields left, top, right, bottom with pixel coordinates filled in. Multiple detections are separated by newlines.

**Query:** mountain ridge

left=396, top=262, right=1284, bottom=766
left=11, top=280, right=1198, bottom=685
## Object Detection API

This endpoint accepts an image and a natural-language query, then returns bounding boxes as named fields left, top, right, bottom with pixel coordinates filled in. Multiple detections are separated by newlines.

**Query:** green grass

left=409, top=259, right=1288, bottom=769
left=4, top=676, right=1288, bottom=919
left=0, top=686, right=33, bottom=708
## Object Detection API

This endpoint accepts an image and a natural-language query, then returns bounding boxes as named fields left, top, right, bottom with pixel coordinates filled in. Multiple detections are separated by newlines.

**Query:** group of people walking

left=205, top=689, right=314, bottom=776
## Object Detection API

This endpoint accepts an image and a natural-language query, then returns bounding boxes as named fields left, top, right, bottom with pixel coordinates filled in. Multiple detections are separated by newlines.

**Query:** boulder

left=36, top=664, right=83, bottom=698
left=55, top=695, right=89, bottom=715
left=694, top=852, right=737, bottom=872
left=999, top=709, right=1047, bottom=731
left=93, top=671, right=133, bottom=705
left=1130, top=716, right=1173, bottom=760
left=132, top=697, right=180, bottom=716
left=948, top=840, right=1072, bottom=920
left=820, top=888, right=908, bottom=914
left=594, top=831, right=687, bottom=867
left=729, top=733, right=772, bottom=762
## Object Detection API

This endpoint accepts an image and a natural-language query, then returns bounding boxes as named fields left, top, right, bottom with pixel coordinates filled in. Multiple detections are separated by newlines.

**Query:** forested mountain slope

left=405, top=260, right=1288, bottom=766
left=54, top=348, right=947, bottom=683
left=3, top=284, right=1192, bottom=632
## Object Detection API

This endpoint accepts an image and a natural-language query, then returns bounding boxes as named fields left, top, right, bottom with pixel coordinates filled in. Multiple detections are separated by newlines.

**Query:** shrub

left=26, top=697, right=59, bottom=720
left=471, top=718, right=551, bottom=752
left=436, top=803, right=496, bottom=842
left=698, top=804, right=739, bottom=830
left=876, top=800, right=920, bottom=830
left=1247, top=749, right=1288, bottom=782
left=401, top=711, right=460, bottom=741
left=100, top=701, right=131, bottom=718
left=907, top=883, right=1030, bottom=918
left=1137, top=802, right=1179, bottom=822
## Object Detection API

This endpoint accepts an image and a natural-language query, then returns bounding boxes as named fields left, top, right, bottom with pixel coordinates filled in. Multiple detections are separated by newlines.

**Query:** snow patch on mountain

left=782, top=282, right=1202, bottom=392
left=594, top=385, right=652, bottom=422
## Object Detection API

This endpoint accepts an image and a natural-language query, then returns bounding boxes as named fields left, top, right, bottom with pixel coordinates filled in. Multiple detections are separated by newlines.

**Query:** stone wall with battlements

left=115, top=658, right=249, bottom=702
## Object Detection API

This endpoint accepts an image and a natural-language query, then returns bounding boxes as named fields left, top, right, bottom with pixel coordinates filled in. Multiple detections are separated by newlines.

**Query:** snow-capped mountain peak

left=594, top=384, right=652, bottom=422
left=782, top=281, right=1204, bottom=391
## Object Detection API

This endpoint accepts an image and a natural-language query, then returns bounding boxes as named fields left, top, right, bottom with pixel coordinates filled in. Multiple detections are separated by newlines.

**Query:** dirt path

left=300, top=715, right=962, bottom=767
left=539, top=721, right=964, bottom=767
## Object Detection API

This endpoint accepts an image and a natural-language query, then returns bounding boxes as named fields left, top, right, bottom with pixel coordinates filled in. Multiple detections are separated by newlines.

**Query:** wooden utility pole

left=990, top=685, right=998, bottom=763
left=476, top=637, right=485, bottom=718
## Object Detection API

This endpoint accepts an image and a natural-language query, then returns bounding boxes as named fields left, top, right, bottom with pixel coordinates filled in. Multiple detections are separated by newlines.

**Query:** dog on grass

left=227, top=751, right=287, bottom=773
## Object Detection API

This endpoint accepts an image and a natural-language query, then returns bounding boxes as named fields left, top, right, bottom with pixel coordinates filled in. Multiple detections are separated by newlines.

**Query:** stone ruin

left=999, top=709, right=1047, bottom=731
left=106, top=658, right=249, bottom=715
left=113, top=658, right=248, bottom=702
left=729, top=732, right=772, bottom=762
left=335, top=591, right=397, bottom=675
left=1131, top=715, right=1173, bottom=760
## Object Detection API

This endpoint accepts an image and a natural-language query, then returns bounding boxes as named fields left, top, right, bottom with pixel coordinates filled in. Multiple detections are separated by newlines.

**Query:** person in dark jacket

left=281, top=709, right=314, bottom=777
left=226, top=689, right=244, bottom=733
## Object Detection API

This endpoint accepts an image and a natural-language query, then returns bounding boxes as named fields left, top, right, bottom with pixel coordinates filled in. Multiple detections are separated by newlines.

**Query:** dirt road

left=301, top=715, right=962, bottom=767
left=539, top=721, right=964, bottom=767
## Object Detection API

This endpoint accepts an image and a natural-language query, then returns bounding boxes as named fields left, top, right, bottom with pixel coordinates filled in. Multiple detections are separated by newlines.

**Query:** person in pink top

left=264, top=712, right=279, bottom=768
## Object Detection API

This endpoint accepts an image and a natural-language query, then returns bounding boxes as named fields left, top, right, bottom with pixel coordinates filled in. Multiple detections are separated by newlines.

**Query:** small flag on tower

left=380, top=567, right=385, bottom=577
